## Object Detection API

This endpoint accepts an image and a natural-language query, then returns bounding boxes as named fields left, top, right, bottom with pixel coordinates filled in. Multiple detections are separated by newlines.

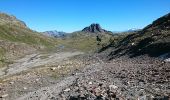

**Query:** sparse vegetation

left=57, top=32, right=112, bottom=52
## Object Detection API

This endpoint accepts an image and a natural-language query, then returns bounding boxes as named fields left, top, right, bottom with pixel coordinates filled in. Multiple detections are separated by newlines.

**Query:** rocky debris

left=55, top=54, right=170, bottom=100
left=82, top=23, right=107, bottom=33
left=58, top=79, right=122, bottom=100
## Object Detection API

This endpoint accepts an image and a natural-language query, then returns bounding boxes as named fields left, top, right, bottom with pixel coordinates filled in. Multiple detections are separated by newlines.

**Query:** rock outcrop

left=82, top=23, right=106, bottom=33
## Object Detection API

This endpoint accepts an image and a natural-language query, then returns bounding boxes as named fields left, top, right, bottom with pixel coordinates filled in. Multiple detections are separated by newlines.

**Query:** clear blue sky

left=0, top=0, right=170, bottom=32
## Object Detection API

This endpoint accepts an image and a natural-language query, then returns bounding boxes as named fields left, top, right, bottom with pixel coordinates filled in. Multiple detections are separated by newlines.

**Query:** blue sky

left=0, top=0, right=170, bottom=32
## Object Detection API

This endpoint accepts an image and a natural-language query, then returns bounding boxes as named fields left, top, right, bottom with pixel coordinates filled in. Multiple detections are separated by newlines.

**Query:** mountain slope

left=0, top=13, right=56, bottom=47
left=0, top=13, right=57, bottom=67
left=100, top=13, right=170, bottom=59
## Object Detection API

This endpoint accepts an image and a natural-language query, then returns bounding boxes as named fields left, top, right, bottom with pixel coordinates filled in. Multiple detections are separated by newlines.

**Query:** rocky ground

left=0, top=51, right=169, bottom=100
left=55, top=55, right=170, bottom=100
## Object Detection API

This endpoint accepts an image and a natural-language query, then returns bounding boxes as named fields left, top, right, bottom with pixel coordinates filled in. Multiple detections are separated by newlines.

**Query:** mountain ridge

left=99, top=12, right=170, bottom=59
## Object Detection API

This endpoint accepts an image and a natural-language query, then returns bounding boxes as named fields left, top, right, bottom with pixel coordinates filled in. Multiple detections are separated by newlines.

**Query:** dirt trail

left=1, top=52, right=84, bottom=78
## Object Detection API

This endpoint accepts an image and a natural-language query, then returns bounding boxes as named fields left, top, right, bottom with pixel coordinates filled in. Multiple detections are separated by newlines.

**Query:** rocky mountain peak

left=82, top=23, right=106, bottom=33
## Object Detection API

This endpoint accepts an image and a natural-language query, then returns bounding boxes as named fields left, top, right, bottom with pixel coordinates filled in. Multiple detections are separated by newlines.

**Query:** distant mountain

left=111, top=29, right=141, bottom=34
left=43, top=30, right=67, bottom=38
left=82, top=23, right=107, bottom=33
left=125, top=28, right=141, bottom=33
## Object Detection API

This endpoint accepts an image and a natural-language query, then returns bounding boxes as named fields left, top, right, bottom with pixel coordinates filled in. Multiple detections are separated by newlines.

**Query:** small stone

left=0, top=94, right=8, bottom=98
left=131, top=43, right=135, bottom=46
left=50, top=67, right=56, bottom=71
left=58, top=65, right=61, bottom=68
left=150, top=95, right=154, bottom=99
left=88, top=82, right=93, bottom=85
left=9, top=81, right=14, bottom=84
left=162, top=61, right=165, bottom=64
left=23, top=87, right=27, bottom=90
left=35, top=78, right=39, bottom=82
left=63, top=88, right=70, bottom=92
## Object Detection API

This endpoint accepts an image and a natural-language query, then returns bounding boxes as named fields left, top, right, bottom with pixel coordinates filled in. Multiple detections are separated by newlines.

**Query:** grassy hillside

left=0, top=13, right=57, bottom=67
left=0, top=24, right=56, bottom=48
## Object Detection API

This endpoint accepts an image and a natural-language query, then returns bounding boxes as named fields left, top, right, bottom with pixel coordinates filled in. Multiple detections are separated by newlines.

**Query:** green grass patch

left=0, top=24, right=57, bottom=49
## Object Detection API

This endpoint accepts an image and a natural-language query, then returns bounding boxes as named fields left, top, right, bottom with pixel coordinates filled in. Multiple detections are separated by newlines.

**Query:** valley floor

left=0, top=51, right=169, bottom=100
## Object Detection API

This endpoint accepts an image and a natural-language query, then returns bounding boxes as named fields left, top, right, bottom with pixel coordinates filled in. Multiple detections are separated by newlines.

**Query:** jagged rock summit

left=82, top=23, right=106, bottom=33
